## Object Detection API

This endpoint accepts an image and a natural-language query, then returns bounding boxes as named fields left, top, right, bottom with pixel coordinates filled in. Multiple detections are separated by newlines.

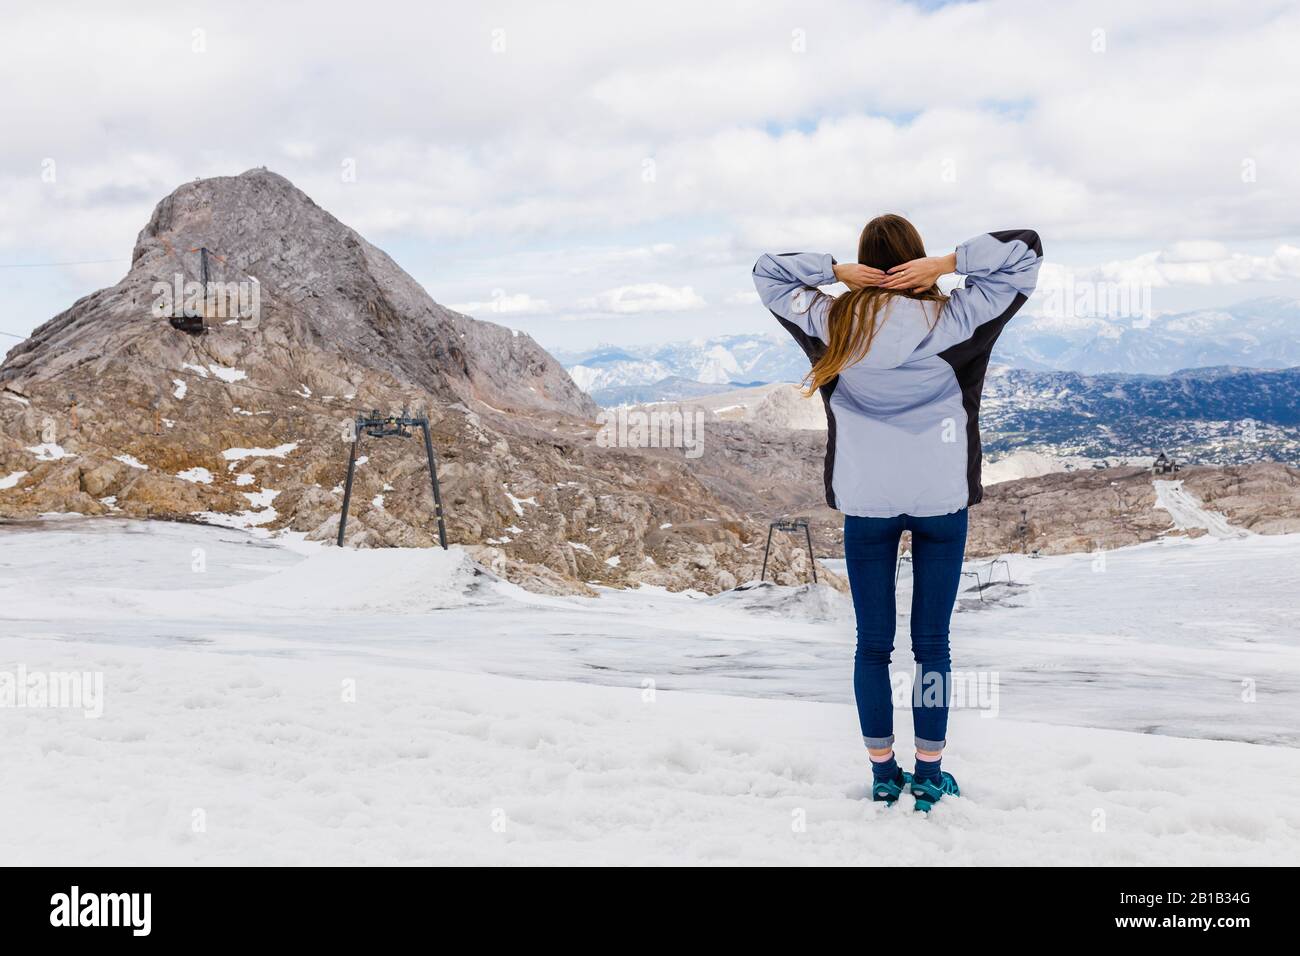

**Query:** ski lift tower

left=760, top=517, right=818, bottom=584
left=169, top=246, right=212, bottom=335
left=336, top=410, right=448, bottom=549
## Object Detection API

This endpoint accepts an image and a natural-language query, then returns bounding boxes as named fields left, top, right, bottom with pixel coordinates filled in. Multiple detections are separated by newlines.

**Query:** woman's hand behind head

left=878, top=253, right=957, bottom=293
left=832, top=262, right=887, bottom=291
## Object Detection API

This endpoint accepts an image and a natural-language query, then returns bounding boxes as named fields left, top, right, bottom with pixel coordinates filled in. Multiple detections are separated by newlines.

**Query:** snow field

left=2, top=517, right=1299, bottom=865
left=3, top=637, right=1298, bottom=865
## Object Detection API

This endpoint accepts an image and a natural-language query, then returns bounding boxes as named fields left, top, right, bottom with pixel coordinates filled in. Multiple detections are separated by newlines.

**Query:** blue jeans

left=843, top=509, right=968, bottom=751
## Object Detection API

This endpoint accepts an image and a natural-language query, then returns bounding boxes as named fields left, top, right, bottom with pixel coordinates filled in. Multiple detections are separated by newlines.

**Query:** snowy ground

left=1153, top=478, right=1248, bottom=539
left=2, top=517, right=1299, bottom=864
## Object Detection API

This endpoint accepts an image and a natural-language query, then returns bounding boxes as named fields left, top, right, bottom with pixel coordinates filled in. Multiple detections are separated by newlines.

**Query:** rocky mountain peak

left=0, top=171, right=830, bottom=595
left=6, top=168, right=595, bottom=419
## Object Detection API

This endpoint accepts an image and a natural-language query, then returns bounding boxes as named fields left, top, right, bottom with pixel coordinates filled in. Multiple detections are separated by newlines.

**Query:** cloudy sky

left=2, top=0, right=1298, bottom=353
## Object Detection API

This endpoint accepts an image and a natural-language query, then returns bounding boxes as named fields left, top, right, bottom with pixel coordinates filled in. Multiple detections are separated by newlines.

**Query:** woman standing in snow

left=753, top=216, right=1042, bottom=810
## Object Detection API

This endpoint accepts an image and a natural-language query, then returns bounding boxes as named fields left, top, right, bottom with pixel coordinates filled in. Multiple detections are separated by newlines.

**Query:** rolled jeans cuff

left=915, top=737, right=947, bottom=751
left=863, top=734, right=895, bottom=749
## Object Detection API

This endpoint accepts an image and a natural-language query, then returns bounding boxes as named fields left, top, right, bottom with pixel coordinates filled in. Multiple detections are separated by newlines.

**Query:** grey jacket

left=753, top=231, right=1042, bottom=517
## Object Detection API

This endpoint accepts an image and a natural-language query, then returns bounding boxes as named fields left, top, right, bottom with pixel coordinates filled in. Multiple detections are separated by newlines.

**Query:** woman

left=753, top=216, right=1042, bottom=811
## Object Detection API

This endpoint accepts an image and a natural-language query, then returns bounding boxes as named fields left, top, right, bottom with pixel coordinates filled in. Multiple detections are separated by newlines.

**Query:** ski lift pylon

left=169, top=246, right=212, bottom=335
left=760, top=516, right=818, bottom=584
left=337, top=410, right=448, bottom=549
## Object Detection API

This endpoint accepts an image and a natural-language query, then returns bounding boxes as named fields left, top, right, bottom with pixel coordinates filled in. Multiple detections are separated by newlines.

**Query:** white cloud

left=1038, top=244, right=1300, bottom=290
left=2, top=0, right=1299, bottom=348
left=5, top=2, right=1298, bottom=248
left=1161, top=241, right=1230, bottom=264
left=579, top=283, right=706, bottom=315
left=448, top=292, right=552, bottom=315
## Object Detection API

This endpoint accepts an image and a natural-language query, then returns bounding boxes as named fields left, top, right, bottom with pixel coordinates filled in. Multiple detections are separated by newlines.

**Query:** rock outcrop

left=790, top=462, right=1300, bottom=561
left=0, top=170, right=834, bottom=594
left=1180, top=463, right=1300, bottom=535
left=965, top=462, right=1300, bottom=555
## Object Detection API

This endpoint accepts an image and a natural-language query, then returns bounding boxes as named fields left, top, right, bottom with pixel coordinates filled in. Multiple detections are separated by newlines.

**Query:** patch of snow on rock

left=243, top=489, right=280, bottom=510
left=222, top=443, right=299, bottom=466
left=177, top=467, right=213, bottom=484
left=1154, top=480, right=1249, bottom=539
left=26, top=443, right=69, bottom=461
left=504, top=485, right=538, bottom=516
left=208, top=365, right=248, bottom=383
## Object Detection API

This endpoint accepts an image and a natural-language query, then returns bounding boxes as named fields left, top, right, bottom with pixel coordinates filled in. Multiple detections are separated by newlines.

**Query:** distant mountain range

left=558, top=296, right=1300, bottom=395
left=559, top=337, right=807, bottom=394
left=979, top=366, right=1300, bottom=464
left=998, top=296, right=1300, bottom=374
left=557, top=337, right=806, bottom=395
left=586, top=376, right=768, bottom=408
left=572, top=364, right=1300, bottom=466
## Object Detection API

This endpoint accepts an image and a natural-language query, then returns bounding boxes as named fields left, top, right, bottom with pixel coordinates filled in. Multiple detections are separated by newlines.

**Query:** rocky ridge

left=0, top=170, right=832, bottom=594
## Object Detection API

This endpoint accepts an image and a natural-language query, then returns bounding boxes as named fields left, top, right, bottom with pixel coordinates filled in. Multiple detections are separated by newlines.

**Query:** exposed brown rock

left=0, top=170, right=832, bottom=594
left=1181, top=462, right=1300, bottom=535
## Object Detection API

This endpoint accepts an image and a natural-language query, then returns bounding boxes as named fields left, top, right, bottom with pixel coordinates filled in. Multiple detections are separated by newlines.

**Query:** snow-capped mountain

left=563, top=348, right=675, bottom=393
left=556, top=332, right=808, bottom=394
left=560, top=297, right=1300, bottom=391
left=998, top=296, right=1300, bottom=374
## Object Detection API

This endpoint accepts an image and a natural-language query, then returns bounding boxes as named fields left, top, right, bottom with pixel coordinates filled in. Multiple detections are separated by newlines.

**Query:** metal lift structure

left=169, top=246, right=213, bottom=334
left=894, top=552, right=989, bottom=603
left=336, top=410, right=448, bottom=549
left=760, top=517, right=818, bottom=584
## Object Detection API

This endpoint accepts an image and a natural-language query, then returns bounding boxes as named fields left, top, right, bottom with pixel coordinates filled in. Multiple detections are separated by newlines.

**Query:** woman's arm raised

left=752, top=252, right=836, bottom=342
left=911, top=231, right=1043, bottom=358
left=752, top=252, right=885, bottom=343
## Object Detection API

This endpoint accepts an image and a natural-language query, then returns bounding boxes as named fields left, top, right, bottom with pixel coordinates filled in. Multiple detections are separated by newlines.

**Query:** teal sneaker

left=910, top=771, right=960, bottom=812
left=872, top=769, right=914, bottom=806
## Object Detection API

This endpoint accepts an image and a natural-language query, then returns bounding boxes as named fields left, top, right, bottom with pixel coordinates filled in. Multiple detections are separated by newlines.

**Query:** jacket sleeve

left=752, top=252, right=838, bottom=344
left=912, top=230, right=1042, bottom=358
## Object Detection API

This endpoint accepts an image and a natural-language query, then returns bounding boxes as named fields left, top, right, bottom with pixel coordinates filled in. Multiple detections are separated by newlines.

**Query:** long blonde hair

left=803, top=214, right=948, bottom=394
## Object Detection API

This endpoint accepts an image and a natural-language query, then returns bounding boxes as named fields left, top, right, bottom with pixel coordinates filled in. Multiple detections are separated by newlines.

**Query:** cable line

left=0, top=257, right=128, bottom=269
